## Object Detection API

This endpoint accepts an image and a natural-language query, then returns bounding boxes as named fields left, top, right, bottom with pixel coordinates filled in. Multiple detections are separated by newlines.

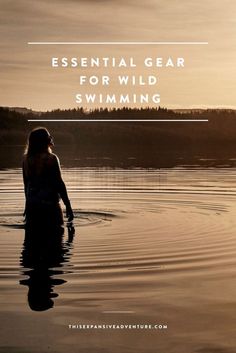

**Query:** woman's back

left=23, top=128, right=73, bottom=227
left=23, top=152, right=61, bottom=206
left=24, top=152, right=54, bottom=179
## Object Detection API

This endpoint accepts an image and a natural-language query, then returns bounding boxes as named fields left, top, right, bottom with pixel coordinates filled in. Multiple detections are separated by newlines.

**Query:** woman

left=23, top=127, right=74, bottom=227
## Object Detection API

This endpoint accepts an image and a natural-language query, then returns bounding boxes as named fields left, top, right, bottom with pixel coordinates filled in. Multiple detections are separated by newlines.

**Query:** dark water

left=2, top=145, right=236, bottom=169
left=0, top=168, right=236, bottom=353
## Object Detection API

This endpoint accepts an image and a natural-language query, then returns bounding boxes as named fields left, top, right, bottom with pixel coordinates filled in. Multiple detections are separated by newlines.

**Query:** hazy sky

left=0, top=0, right=235, bottom=110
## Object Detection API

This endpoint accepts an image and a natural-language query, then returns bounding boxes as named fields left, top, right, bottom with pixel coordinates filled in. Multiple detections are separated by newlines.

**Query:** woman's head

left=25, top=127, right=54, bottom=156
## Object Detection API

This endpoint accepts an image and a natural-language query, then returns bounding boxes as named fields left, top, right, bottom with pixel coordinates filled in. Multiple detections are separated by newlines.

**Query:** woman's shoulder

left=46, top=153, right=61, bottom=167
left=22, top=154, right=28, bottom=169
left=30, top=152, right=59, bottom=167
left=49, top=152, right=60, bottom=162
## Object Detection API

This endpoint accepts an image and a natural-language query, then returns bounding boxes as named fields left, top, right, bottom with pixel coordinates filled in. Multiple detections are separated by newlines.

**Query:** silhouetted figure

left=21, top=127, right=75, bottom=311
left=20, top=224, right=75, bottom=311
left=22, top=127, right=74, bottom=227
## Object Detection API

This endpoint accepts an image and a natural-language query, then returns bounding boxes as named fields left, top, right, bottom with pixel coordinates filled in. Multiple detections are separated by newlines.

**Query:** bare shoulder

left=48, top=153, right=61, bottom=168
left=50, top=153, right=60, bottom=162
left=22, top=154, right=28, bottom=168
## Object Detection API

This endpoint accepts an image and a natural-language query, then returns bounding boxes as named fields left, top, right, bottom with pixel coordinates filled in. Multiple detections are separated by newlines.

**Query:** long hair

left=25, top=127, right=52, bottom=156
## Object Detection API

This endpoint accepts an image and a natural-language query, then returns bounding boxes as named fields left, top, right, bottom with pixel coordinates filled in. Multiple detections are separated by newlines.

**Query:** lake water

left=0, top=167, right=236, bottom=353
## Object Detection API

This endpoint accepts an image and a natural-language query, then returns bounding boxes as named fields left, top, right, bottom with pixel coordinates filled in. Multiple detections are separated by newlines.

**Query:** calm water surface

left=0, top=168, right=236, bottom=353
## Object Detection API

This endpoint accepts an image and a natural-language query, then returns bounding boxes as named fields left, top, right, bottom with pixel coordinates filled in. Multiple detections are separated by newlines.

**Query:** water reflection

left=20, top=223, right=75, bottom=311
left=1, top=166, right=236, bottom=353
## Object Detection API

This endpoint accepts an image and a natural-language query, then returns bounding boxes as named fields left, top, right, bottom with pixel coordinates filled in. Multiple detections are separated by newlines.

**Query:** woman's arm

left=22, top=159, right=28, bottom=219
left=53, top=155, right=74, bottom=221
left=22, top=160, right=28, bottom=197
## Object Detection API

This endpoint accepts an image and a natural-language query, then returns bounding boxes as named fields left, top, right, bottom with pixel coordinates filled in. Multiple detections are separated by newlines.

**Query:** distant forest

left=1, top=107, right=236, bottom=168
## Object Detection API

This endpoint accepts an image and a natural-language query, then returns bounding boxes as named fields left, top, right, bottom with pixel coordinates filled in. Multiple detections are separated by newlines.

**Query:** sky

left=0, top=0, right=235, bottom=111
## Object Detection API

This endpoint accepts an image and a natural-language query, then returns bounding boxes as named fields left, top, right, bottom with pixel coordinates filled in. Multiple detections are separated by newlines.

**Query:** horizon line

left=4, top=106, right=236, bottom=112
left=28, top=119, right=209, bottom=122
left=27, top=41, right=209, bottom=45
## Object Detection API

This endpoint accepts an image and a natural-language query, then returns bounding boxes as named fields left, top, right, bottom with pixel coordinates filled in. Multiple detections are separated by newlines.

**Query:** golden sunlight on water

left=0, top=168, right=236, bottom=353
